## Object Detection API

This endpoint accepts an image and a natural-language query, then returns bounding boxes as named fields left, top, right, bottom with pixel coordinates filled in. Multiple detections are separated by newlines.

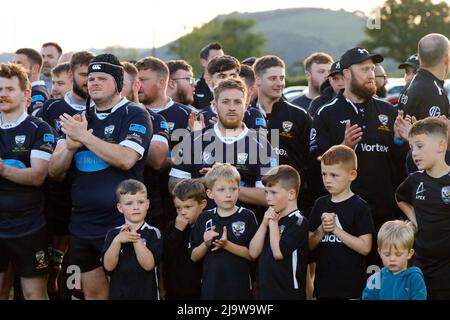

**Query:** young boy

left=162, top=180, right=207, bottom=300
left=102, top=179, right=162, bottom=300
left=396, top=117, right=450, bottom=300
left=249, top=165, right=309, bottom=300
left=189, top=163, right=258, bottom=300
left=363, top=220, right=426, bottom=300
left=308, top=145, right=374, bottom=299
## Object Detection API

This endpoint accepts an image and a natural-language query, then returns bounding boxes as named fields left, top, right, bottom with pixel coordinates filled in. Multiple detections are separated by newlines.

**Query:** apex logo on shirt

left=416, top=182, right=426, bottom=200
left=441, top=186, right=450, bottom=204
left=15, top=135, right=26, bottom=147
left=231, top=221, right=246, bottom=237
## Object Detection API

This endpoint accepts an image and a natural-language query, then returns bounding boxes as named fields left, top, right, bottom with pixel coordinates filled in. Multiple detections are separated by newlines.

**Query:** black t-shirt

left=311, top=94, right=408, bottom=227
left=192, top=76, right=213, bottom=110
left=397, top=69, right=449, bottom=119
left=69, top=99, right=152, bottom=239
left=395, top=170, right=450, bottom=291
left=0, top=113, right=54, bottom=238
left=162, top=221, right=202, bottom=299
left=188, top=207, right=258, bottom=300
left=292, top=94, right=312, bottom=110
left=309, top=194, right=375, bottom=298
left=257, top=209, right=309, bottom=300
left=102, top=222, right=162, bottom=300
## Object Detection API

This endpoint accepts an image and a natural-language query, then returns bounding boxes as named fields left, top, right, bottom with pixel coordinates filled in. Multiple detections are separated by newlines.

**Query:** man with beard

left=397, top=33, right=449, bottom=119
left=40, top=42, right=63, bottom=92
left=374, top=64, right=388, bottom=98
left=50, top=62, right=72, bottom=99
left=14, top=48, right=49, bottom=116
left=166, top=60, right=195, bottom=106
left=310, top=47, right=408, bottom=265
left=292, top=52, right=333, bottom=110
left=169, top=78, right=276, bottom=216
left=48, top=53, right=152, bottom=299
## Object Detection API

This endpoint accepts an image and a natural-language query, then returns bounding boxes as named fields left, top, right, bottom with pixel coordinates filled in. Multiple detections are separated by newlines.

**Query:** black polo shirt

left=192, top=76, right=213, bottom=110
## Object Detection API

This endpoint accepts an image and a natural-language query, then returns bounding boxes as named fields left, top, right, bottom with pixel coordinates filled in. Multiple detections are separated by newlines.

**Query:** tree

left=360, top=0, right=450, bottom=62
left=168, top=17, right=266, bottom=75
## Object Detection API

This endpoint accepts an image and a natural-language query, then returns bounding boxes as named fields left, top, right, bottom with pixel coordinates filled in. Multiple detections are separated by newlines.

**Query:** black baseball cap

left=328, top=61, right=342, bottom=77
left=340, top=47, right=384, bottom=69
left=398, top=53, right=419, bottom=70
left=241, top=56, right=256, bottom=66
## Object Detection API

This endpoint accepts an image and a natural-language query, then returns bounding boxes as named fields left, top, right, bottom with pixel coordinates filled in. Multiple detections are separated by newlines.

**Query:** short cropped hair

left=15, top=48, right=43, bottom=67
left=70, top=51, right=95, bottom=72
left=408, top=117, right=448, bottom=141
left=319, top=145, right=358, bottom=171
left=262, top=165, right=301, bottom=196
left=172, top=179, right=206, bottom=203
left=205, top=163, right=241, bottom=190
left=121, top=61, right=138, bottom=82
left=166, top=60, right=193, bottom=77
left=135, top=56, right=169, bottom=79
left=0, top=63, right=30, bottom=91
left=239, top=64, right=255, bottom=88
left=377, top=220, right=415, bottom=251
left=253, top=55, right=285, bottom=76
left=206, top=55, right=240, bottom=77
left=213, top=78, right=247, bottom=102
left=51, top=62, right=70, bottom=77
left=42, top=42, right=63, bottom=56
left=200, top=42, right=223, bottom=60
left=116, top=179, right=147, bottom=201
left=303, top=52, right=334, bottom=72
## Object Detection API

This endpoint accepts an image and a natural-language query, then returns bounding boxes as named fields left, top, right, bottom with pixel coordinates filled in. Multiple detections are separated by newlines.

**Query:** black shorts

left=44, top=183, right=71, bottom=237
left=0, top=227, right=49, bottom=277
left=69, top=236, right=105, bottom=273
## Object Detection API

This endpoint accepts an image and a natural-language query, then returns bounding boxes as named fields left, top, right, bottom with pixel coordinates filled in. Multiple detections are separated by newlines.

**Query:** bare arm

left=212, top=227, right=253, bottom=261
left=146, top=140, right=168, bottom=171
left=333, top=229, right=372, bottom=256
left=133, top=240, right=156, bottom=271
left=239, top=186, right=268, bottom=207
left=397, top=201, right=417, bottom=227
left=191, top=226, right=219, bottom=262
left=268, top=219, right=284, bottom=260
left=103, top=238, right=122, bottom=272
left=48, top=140, right=75, bottom=179
left=0, top=157, right=49, bottom=186
left=308, top=225, right=326, bottom=250
left=249, top=222, right=268, bottom=259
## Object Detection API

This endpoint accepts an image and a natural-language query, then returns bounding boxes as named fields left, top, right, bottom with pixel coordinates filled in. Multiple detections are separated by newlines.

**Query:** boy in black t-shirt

left=162, top=180, right=207, bottom=300
left=102, top=179, right=162, bottom=300
left=189, top=163, right=258, bottom=300
left=396, top=117, right=450, bottom=300
left=249, top=165, right=309, bottom=300
left=309, top=145, right=374, bottom=299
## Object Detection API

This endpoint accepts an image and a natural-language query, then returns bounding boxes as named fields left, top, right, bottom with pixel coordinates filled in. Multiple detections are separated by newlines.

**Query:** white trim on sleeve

left=169, top=168, right=192, bottom=179
left=31, top=150, right=51, bottom=161
left=151, top=134, right=169, bottom=145
left=120, top=140, right=145, bottom=159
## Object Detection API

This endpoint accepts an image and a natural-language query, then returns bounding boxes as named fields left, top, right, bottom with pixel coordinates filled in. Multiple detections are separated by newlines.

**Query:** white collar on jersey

left=213, top=122, right=249, bottom=144
left=31, top=80, right=46, bottom=88
left=64, top=91, right=92, bottom=111
left=93, top=97, right=129, bottom=120
left=148, top=97, right=175, bottom=113
left=0, top=111, right=27, bottom=129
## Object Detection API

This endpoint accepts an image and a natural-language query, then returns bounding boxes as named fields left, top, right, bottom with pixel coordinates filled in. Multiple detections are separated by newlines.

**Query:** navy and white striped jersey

left=0, top=113, right=54, bottom=238
left=29, top=80, right=50, bottom=116
left=198, top=103, right=267, bottom=130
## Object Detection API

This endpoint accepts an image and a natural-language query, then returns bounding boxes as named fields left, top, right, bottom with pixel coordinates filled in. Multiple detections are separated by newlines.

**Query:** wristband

left=393, top=137, right=405, bottom=145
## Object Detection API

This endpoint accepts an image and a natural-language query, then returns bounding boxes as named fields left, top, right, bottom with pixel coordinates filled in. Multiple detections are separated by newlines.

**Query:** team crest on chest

left=231, top=221, right=246, bottom=237
left=282, top=121, right=293, bottom=132
left=441, top=186, right=450, bottom=204
left=54, top=119, right=62, bottom=132
left=35, top=250, right=48, bottom=269
left=15, top=135, right=26, bottom=146
left=167, top=122, right=175, bottom=133
left=104, top=125, right=115, bottom=137
left=377, top=114, right=391, bottom=132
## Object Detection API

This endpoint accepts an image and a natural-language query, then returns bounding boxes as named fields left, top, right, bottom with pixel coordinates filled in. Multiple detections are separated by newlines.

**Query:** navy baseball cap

left=340, top=47, right=384, bottom=69
left=398, top=54, right=419, bottom=70
left=328, top=60, right=342, bottom=77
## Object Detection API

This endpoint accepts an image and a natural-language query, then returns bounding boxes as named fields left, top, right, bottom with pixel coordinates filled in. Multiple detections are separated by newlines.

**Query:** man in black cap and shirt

left=397, top=33, right=449, bottom=119
left=311, top=47, right=408, bottom=249
left=398, top=53, right=419, bottom=85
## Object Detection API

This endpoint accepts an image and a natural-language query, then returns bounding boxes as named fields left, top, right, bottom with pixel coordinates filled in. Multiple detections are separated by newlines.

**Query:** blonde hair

left=377, top=220, right=415, bottom=251
left=204, top=163, right=241, bottom=189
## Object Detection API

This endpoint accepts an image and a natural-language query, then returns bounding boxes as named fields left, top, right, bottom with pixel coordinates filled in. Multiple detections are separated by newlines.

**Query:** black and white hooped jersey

left=309, top=194, right=374, bottom=299
left=188, top=207, right=258, bottom=300
left=396, top=170, right=450, bottom=290
left=257, top=209, right=309, bottom=300
left=0, top=113, right=54, bottom=238
left=397, top=69, right=449, bottom=119
left=28, top=81, right=50, bottom=116
left=102, top=222, right=163, bottom=300
left=69, top=99, right=152, bottom=239
left=198, top=103, right=267, bottom=131
left=38, top=91, right=87, bottom=137
left=170, top=123, right=277, bottom=188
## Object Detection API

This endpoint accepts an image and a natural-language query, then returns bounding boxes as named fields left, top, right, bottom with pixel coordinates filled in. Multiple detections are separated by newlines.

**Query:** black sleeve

left=162, top=222, right=185, bottom=262
left=354, top=200, right=375, bottom=237
left=146, top=228, right=163, bottom=265
left=243, top=211, right=259, bottom=245
left=170, top=130, right=196, bottom=180
left=308, top=199, right=323, bottom=232
left=279, top=216, right=309, bottom=258
left=395, top=175, right=414, bottom=204
left=310, top=110, right=331, bottom=158
left=188, top=216, right=205, bottom=256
